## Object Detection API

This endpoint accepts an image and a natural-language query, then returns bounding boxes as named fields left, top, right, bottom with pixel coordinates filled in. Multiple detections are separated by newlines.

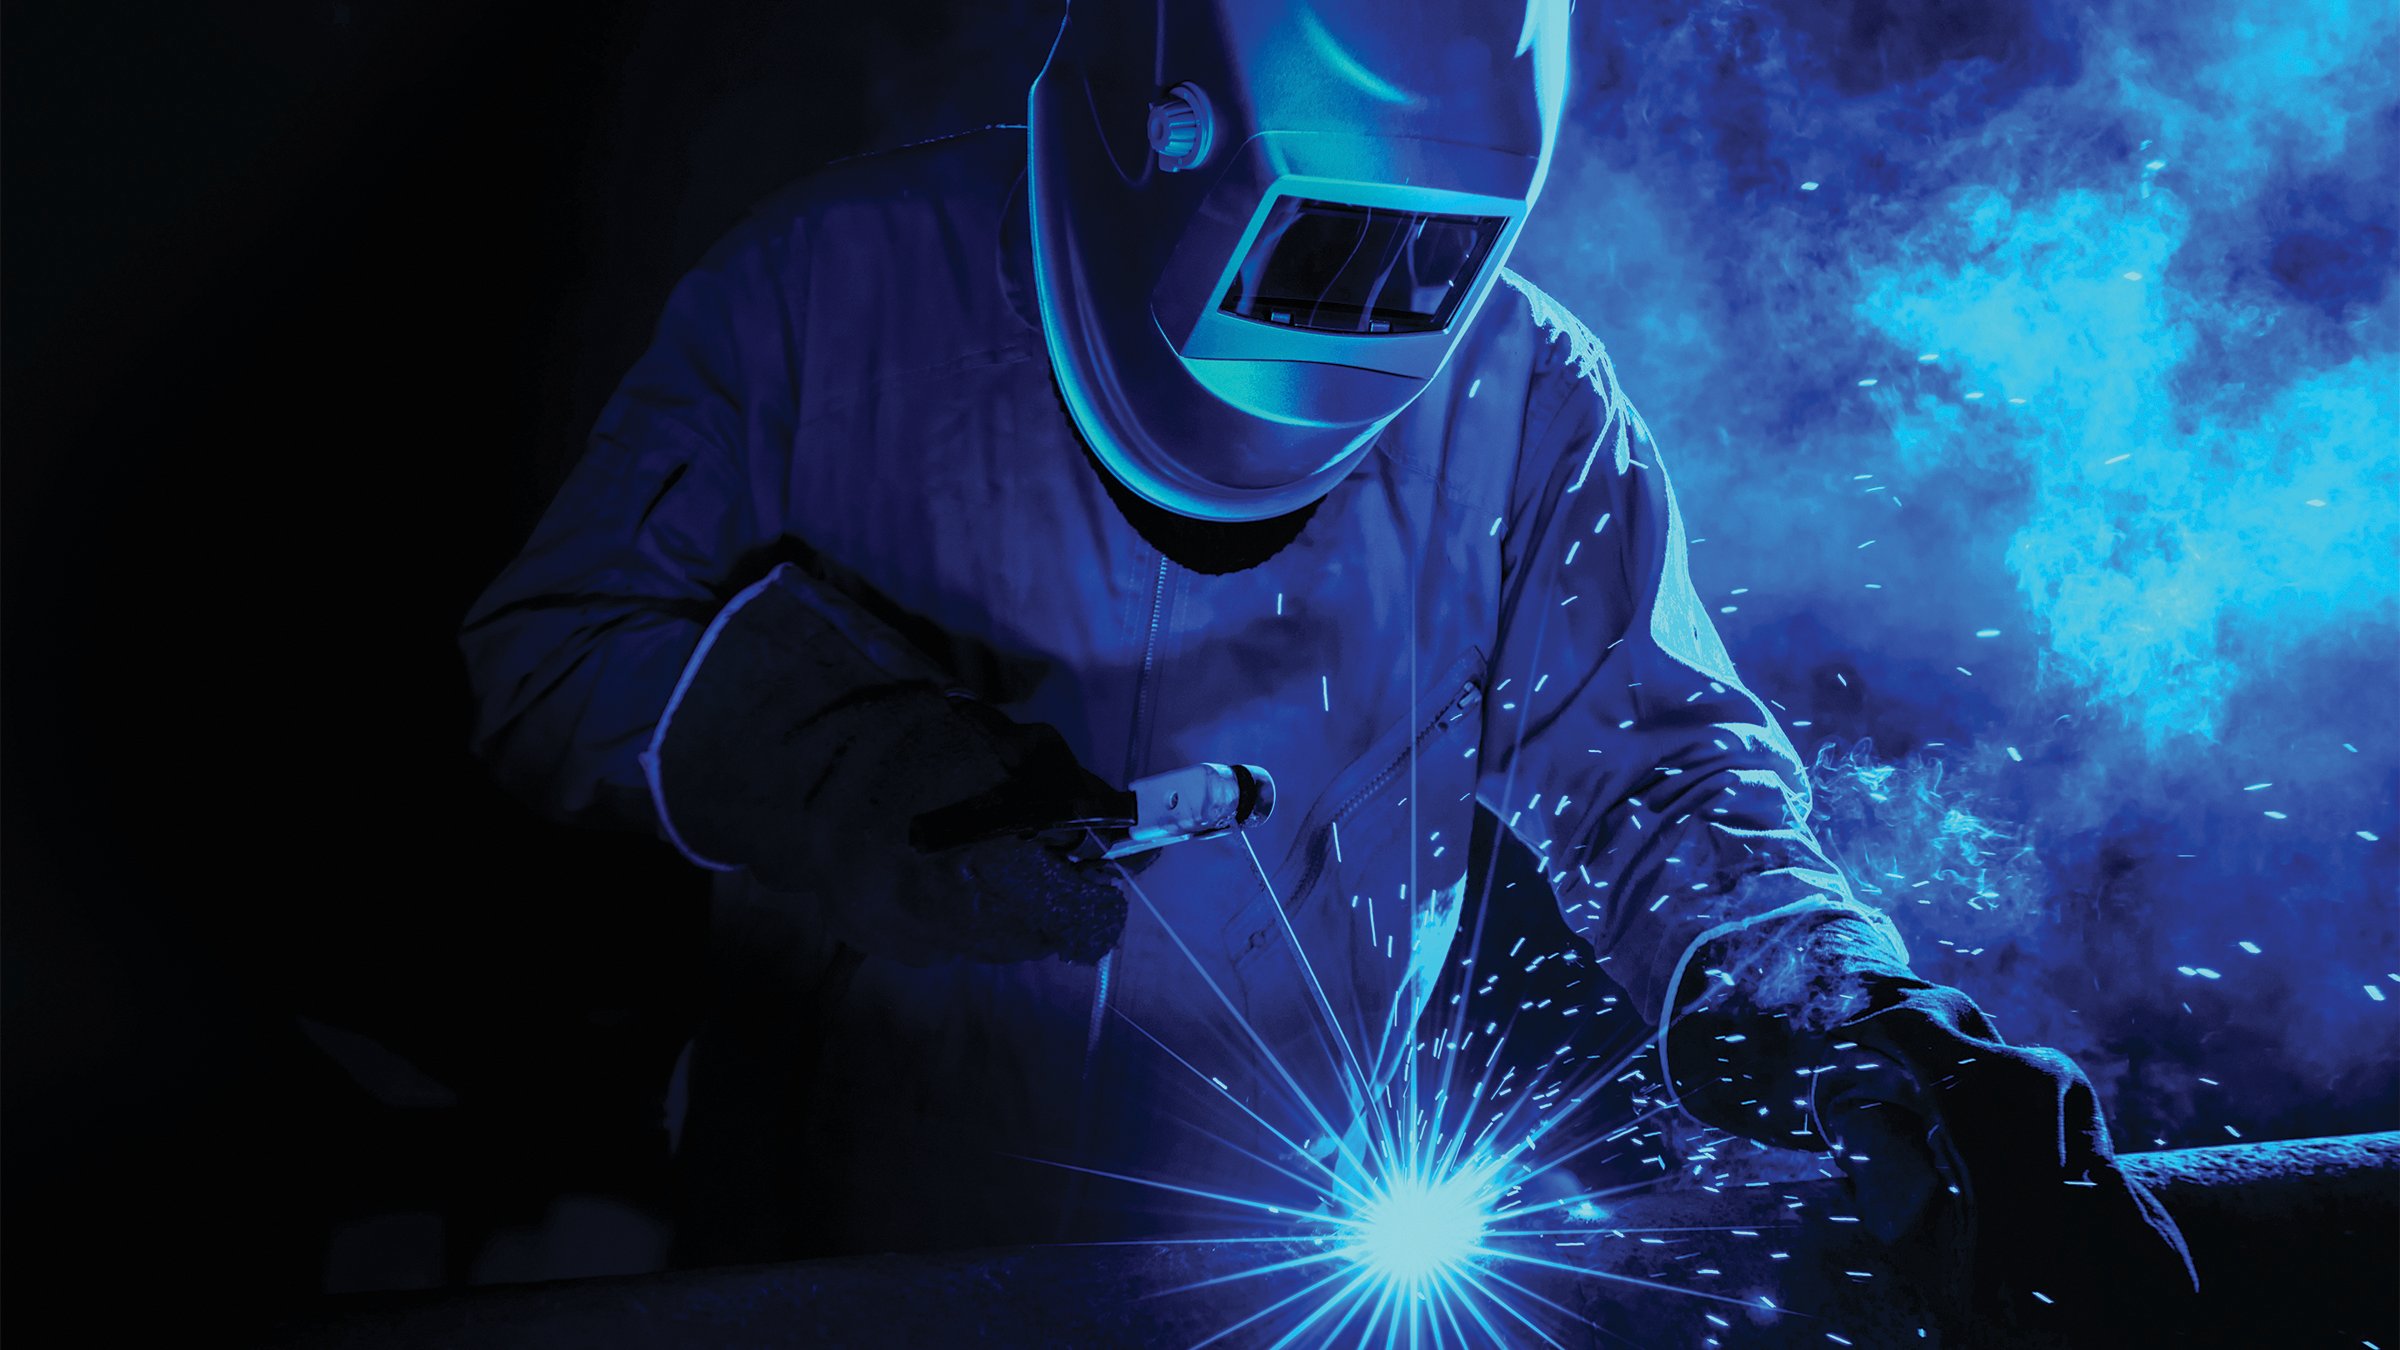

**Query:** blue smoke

left=1512, top=0, right=2399, bottom=1142
left=1806, top=739, right=2045, bottom=941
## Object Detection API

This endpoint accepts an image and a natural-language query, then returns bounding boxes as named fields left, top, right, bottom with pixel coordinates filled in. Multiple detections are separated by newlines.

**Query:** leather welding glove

left=1664, top=913, right=2196, bottom=1331
left=644, top=562, right=1127, bottom=966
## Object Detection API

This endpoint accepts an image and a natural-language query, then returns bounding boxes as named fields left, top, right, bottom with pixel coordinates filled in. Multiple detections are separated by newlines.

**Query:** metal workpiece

left=265, top=1134, right=2398, bottom=1349
left=2129, top=1133, right=2400, bottom=1345
left=1569, top=1132, right=2400, bottom=1348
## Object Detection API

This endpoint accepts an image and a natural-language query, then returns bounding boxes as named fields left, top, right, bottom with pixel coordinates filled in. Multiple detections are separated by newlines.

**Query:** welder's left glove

left=1665, top=914, right=2196, bottom=1331
left=642, top=561, right=1131, bottom=965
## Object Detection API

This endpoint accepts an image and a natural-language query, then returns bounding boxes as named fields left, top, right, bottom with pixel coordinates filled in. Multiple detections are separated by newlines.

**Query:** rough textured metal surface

left=264, top=1134, right=2399, bottom=1348
left=2128, top=1133, right=2400, bottom=1347
left=1563, top=1133, right=2400, bottom=1347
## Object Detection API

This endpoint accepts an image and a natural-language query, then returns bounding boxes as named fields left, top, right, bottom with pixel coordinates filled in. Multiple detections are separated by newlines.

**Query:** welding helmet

left=1029, top=1, right=1571, bottom=523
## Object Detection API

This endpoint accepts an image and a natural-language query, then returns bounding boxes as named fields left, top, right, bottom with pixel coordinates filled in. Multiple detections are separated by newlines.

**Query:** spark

left=1002, top=538, right=1811, bottom=1348
left=1043, top=812, right=1775, bottom=1343
left=1345, top=1167, right=1495, bottom=1286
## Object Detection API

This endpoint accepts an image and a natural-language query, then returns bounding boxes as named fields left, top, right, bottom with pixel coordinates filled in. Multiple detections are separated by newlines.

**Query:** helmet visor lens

left=1219, top=197, right=1506, bottom=336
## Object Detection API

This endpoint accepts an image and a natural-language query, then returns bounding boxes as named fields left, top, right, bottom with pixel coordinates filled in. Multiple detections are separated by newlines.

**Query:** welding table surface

left=264, top=1133, right=2399, bottom=1348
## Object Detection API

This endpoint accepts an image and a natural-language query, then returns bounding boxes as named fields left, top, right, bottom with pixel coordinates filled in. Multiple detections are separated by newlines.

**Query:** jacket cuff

left=638, top=562, right=950, bottom=872
left=1655, top=897, right=1910, bottom=1145
left=641, top=574, right=773, bottom=871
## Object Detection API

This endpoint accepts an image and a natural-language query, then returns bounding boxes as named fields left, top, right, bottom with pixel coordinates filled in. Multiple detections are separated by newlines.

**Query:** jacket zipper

left=1060, top=554, right=1171, bottom=1239
left=1280, top=676, right=1485, bottom=918
left=1087, top=554, right=1173, bottom=1066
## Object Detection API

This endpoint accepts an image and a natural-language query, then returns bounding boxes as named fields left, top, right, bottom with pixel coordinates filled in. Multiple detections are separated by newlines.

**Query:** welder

left=460, top=0, right=2194, bottom=1323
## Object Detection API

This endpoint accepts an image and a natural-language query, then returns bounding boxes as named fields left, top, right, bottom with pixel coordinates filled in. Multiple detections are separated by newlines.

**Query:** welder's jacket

left=462, top=129, right=1876, bottom=1249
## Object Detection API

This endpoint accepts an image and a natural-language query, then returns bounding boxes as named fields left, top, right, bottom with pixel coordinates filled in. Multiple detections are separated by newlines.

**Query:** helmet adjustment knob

left=1145, top=82, right=1215, bottom=173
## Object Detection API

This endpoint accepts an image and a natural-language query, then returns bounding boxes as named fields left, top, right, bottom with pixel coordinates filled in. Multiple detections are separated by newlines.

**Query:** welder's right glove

left=1665, top=913, right=2196, bottom=1334
left=642, top=562, right=1127, bottom=965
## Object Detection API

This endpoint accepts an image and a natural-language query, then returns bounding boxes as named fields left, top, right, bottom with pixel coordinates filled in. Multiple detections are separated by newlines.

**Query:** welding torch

left=909, top=761, right=1277, bottom=862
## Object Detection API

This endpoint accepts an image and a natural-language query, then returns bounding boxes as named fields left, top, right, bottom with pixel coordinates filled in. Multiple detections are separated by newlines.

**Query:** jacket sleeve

left=1475, top=274, right=1903, bottom=1030
left=459, top=221, right=800, bottom=837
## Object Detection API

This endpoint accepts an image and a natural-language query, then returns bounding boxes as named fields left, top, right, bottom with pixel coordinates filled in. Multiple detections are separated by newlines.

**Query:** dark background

left=3, top=1, right=1068, bottom=1336
left=6, top=0, right=2393, bottom=1341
